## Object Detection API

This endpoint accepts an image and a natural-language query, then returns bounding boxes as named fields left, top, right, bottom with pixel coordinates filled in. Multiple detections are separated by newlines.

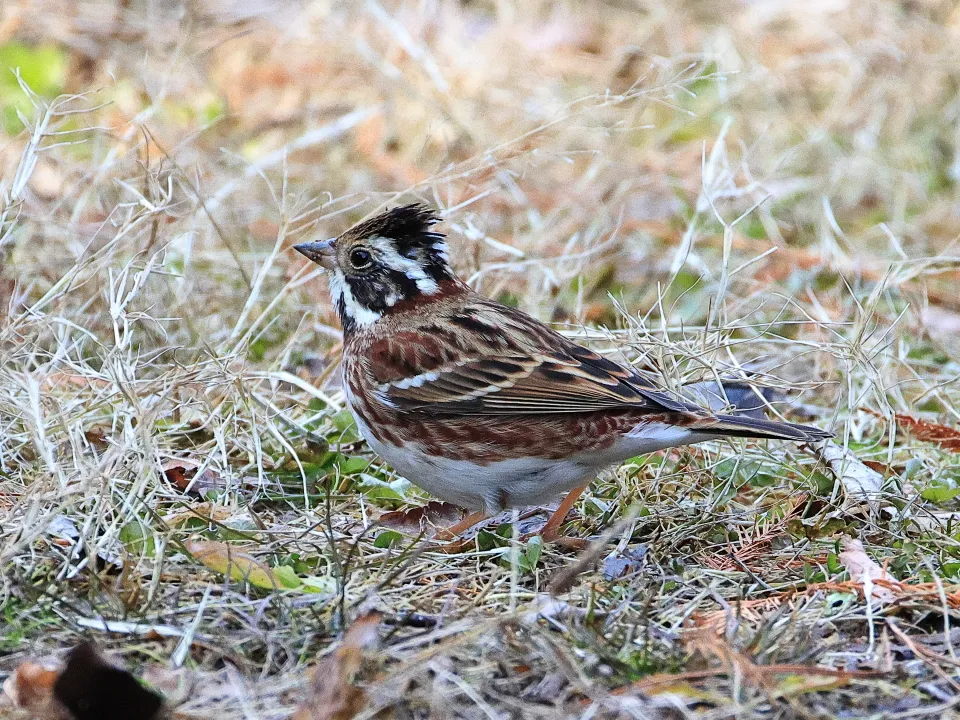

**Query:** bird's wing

left=366, top=302, right=699, bottom=416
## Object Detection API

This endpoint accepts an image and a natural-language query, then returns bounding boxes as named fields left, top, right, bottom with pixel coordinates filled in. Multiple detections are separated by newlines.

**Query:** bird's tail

left=690, top=412, right=833, bottom=443
left=681, top=379, right=832, bottom=442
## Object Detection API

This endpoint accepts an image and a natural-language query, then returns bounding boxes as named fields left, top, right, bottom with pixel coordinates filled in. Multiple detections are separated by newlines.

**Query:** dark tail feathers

left=696, top=413, right=833, bottom=443
left=682, top=379, right=832, bottom=442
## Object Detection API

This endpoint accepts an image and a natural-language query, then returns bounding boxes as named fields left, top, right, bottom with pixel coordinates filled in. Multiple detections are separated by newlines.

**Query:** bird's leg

left=434, top=510, right=488, bottom=541
left=541, top=486, right=588, bottom=542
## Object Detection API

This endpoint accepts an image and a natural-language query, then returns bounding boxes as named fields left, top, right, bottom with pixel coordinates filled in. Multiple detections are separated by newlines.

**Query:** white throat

left=328, top=269, right=382, bottom=327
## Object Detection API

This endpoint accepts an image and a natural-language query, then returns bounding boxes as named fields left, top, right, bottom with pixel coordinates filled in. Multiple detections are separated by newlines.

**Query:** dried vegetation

left=3, top=0, right=960, bottom=717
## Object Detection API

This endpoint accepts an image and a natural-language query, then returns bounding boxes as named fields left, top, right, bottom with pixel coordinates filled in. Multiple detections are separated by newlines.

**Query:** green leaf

left=297, top=438, right=330, bottom=464
left=374, top=530, right=402, bottom=548
left=272, top=564, right=302, bottom=589
left=337, top=456, right=370, bottom=475
left=476, top=530, right=500, bottom=551
left=525, top=535, right=543, bottom=569
left=119, top=520, right=154, bottom=556
left=300, top=575, right=337, bottom=595
left=332, top=410, right=360, bottom=441
left=921, top=484, right=960, bottom=504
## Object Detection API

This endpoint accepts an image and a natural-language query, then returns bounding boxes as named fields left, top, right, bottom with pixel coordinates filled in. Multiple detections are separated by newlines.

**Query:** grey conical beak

left=294, top=238, right=336, bottom=270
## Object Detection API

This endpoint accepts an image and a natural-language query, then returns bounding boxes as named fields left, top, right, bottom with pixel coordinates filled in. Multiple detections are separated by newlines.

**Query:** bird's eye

left=349, top=247, right=372, bottom=269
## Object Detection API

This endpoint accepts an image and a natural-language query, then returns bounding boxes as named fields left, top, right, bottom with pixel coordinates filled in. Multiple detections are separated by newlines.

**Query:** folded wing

left=369, top=302, right=695, bottom=416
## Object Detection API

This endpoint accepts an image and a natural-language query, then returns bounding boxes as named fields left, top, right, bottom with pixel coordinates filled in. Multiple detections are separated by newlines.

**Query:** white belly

left=348, top=399, right=705, bottom=512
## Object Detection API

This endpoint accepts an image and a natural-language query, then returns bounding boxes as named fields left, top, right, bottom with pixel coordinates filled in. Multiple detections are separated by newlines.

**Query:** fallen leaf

left=815, top=440, right=883, bottom=504
left=894, top=414, right=960, bottom=452
left=187, top=540, right=300, bottom=591
left=83, top=426, right=109, bottom=450
left=602, top=545, right=648, bottom=580
left=862, top=409, right=960, bottom=452
left=2, top=661, right=60, bottom=714
left=378, top=501, right=464, bottom=534
left=45, top=515, right=123, bottom=569
left=862, top=460, right=894, bottom=474
left=161, top=458, right=222, bottom=496
left=161, top=458, right=199, bottom=492
left=293, top=612, right=382, bottom=720
left=838, top=538, right=898, bottom=602
left=164, top=502, right=235, bottom=527
left=522, top=595, right=572, bottom=625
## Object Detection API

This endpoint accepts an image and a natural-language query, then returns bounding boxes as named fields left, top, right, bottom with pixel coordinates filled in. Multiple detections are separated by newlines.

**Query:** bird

left=294, top=204, right=832, bottom=542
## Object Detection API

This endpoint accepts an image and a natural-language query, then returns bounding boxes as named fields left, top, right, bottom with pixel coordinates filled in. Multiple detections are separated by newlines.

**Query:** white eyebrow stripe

left=368, top=236, right=440, bottom=295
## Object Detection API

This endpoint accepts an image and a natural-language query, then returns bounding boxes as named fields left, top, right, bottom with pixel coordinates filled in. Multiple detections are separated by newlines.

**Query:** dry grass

left=3, top=0, right=960, bottom=717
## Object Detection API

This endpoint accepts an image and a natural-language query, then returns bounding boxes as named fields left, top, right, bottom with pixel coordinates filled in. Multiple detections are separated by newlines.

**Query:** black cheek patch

left=387, top=268, right=421, bottom=300
left=346, top=268, right=421, bottom=315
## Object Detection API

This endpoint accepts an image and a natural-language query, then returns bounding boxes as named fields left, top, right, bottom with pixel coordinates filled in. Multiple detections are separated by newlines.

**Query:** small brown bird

left=295, top=205, right=831, bottom=541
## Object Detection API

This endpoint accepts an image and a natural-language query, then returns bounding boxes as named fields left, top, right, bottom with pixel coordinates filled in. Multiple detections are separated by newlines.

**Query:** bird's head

left=295, top=204, right=457, bottom=332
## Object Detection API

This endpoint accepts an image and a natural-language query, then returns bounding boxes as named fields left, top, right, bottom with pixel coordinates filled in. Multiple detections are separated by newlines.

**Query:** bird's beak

left=294, top=238, right=336, bottom=270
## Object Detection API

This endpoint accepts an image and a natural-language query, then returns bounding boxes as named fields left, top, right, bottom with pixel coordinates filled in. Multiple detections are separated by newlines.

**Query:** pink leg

left=541, top=486, right=588, bottom=542
left=434, top=510, right=488, bottom=541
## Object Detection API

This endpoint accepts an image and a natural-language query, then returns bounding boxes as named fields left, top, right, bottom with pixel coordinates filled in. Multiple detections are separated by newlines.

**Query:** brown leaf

left=160, top=457, right=199, bottom=491
left=378, top=501, right=464, bottom=534
left=862, top=460, right=893, bottom=474
left=293, top=612, right=382, bottom=720
left=161, top=458, right=222, bottom=496
left=3, top=661, right=60, bottom=714
left=895, top=414, right=960, bottom=452
left=83, top=426, right=109, bottom=450
left=863, top=409, right=960, bottom=452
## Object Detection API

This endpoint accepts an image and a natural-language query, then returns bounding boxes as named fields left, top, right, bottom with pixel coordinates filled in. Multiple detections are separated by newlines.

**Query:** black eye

left=349, top=247, right=372, bottom=269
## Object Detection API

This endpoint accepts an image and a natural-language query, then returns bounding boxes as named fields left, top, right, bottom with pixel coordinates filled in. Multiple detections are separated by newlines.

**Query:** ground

left=2, top=0, right=960, bottom=718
